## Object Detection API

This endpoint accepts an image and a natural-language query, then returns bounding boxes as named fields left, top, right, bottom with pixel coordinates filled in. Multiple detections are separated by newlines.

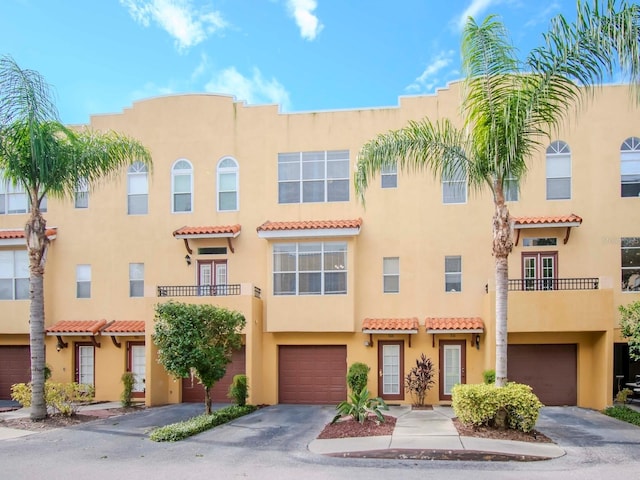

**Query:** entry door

left=439, top=340, right=466, bottom=401
left=378, top=341, right=404, bottom=401
left=75, top=343, right=95, bottom=386
left=128, top=342, right=145, bottom=398
left=198, top=260, right=227, bottom=295
left=198, top=261, right=212, bottom=295
left=522, top=252, right=557, bottom=290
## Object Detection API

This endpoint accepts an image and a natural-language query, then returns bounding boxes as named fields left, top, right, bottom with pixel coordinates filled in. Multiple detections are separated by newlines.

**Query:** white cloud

left=204, top=67, right=291, bottom=110
left=454, top=0, right=501, bottom=31
left=120, top=0, right=227, bottom=52
left=285, top=0, right=323, bottom=41
left=406, top=50, right=456, bottom=94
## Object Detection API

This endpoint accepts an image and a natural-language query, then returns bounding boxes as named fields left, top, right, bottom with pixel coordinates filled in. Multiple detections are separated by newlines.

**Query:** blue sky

left=0, top=0, right=578, bottom=124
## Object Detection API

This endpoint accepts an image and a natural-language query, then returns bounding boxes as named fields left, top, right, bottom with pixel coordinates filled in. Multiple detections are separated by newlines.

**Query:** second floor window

left=442, top=169, right=466, bottom=204
left=445, top=256, right=462, bottom=292
left=622, top=237, right=640, bottom=291
left=127, top=162, right=148, bottom=215
left=0, top=250, right=29, bottom=300
left=76, top=264, right=91, bottom=299
left=278, top=150, right=349, bottom=204
left=0, top=177, right=47, bottom=214
left=383, top=257, right=399, bottom=293
left=217, top=157, right=239, bottom=211
left=172, top=159, right=193, bottom=213
left=75, top=178, right=89, bottom=209
left=546, top=141, right=571, bottom=200
left=504, top=175, right=519, bottom=202
left=381, top=163, right=397, bottom=188
left=129, top=263, right=144, bottom=297
left=273, top=242, right=347, bottom=295
left=621, top=137, right=640, bottom=197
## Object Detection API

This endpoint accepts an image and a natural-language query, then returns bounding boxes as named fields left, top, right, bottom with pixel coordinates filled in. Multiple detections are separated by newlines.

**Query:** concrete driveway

left=1, top=404, right=640, bottom=480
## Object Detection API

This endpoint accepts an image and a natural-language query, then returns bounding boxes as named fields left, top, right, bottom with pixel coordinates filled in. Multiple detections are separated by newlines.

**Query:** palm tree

left=0, top=55, right=152, bottom=420
left=355, top=0, right=640, bottom=387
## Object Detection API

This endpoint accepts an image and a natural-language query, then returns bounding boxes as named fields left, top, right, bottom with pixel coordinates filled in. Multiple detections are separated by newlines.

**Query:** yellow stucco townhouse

left=0, top=81, right=639, bottom=410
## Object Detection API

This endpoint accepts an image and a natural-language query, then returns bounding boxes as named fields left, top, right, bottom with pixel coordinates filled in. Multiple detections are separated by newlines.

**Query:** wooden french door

left=128, top=342, right=145, bottom=398
left=75, top=343, right=95, bottom=386
left=198, top=260, right=227, bottom=295
left=522, top=252, right=557, bottom=290
left=378, top=340, right=404, bottom=401
left=439, top=340, right=466, bottom=401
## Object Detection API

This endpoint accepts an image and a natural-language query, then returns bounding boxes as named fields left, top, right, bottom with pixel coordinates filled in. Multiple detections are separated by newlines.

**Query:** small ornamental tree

left=620, top=300, right=640, bottom=360
left=153, top=301, right=246, bottom=414
left=404, top=353, right=435, bottom=407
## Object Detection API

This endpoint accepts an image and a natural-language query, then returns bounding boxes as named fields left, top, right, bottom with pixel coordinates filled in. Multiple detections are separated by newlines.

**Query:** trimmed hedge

left=603, top=405, right=640, bottom=427
left=452, top=382, right=543, bottom=432
left=149, top=404, right=257, bottom=442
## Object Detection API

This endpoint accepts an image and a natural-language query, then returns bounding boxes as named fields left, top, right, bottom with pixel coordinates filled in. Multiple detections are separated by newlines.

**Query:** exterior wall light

left=185, top=254, right=191, bottom=266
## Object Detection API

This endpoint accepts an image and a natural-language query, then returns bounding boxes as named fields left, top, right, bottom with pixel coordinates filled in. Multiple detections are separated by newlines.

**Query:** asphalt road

left=1, top=404, right=639, bottom=479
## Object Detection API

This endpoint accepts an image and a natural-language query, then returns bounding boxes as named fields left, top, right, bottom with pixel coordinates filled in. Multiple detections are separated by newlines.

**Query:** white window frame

left=76, top=264, right=91, bottom=299
left=381, top=163, right=397, bottom=189
left=622, top=237, right=640, bottom=291
left=0, top=175, right=46, bottom=214
left=273, top=242, right=347, bottom=295
left=546, top=141, right=571, bottom=200
left=445, top=256, right=462, bottom=292
left=277, top=150, right=350, bottom=204
left=442, top=169, right=467, bottom=204
left=171, top=159, right=193, bottom=213
left=127, top=162, right=148, bottom=215
left=621, top=137, right=640, bottom=198
left=383, top=257, right=399, bottom=293
left=75, top=178, right=89, bottom=209
left=129, top=263, right=144, bottom=298
left=217, top=157, right=239, bottom=212
left=0, top=250, right=29, bottom=300
left=504, top=175, right=519, bottom=202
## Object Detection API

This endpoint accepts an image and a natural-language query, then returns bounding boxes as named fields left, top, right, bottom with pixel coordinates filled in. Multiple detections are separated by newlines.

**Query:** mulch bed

left=0, top=406, right=143, bottom=432
left=317, top=414, right=396, bottom=439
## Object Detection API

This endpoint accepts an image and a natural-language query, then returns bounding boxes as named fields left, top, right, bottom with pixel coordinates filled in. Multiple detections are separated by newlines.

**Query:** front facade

left=0, top=82, right=638, bottom=410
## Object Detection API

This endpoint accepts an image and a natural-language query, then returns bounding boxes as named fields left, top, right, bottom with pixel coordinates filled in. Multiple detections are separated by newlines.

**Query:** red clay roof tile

left=513, top=214, right=582, bottom=226
left=425, top=317, right=485, bottom=331
left=362, top=318, right=419, bottom=331
left=173, top=225, right=241, bottom=236
left=102, top=321, right=145, bottom=334
left=46, top=320, right=107, bottom=335
left=257, top=219, right=362, bottom=232
left=0, top=228, right=57, bottom=239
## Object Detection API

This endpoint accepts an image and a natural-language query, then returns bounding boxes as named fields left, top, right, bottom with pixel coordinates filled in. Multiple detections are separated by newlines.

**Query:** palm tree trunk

left=492, top=188, right=513, bottom=388
left=25, top=206, right=49, bottom=420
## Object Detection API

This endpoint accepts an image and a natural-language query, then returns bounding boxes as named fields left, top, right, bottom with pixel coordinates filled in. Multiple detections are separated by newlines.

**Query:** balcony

left=507, top=277, right=599, bottom=291
left=157, top=284, right=261, bottom=299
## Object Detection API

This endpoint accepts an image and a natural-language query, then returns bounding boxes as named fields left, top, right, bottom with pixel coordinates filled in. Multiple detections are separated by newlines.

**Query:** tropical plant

left=121, top=372, right=136, bottom=407
left=346, top=362, right=370, bottom=394
left=153, top=301, right=246, bottom=414
left=355, top=1, right=640, bottom=387
left=619, top=300, right=640, bottom=360
left=483, top=369, right=496, bottom=385
left=332, top=387, right=388, bottom=425
left=228, top=374, right=249, bottom=406
left=404, top=353, right=435, bottom=407
left=615, top=387, right=633, bottom=404
left=0, top=55, right=152, bottom=420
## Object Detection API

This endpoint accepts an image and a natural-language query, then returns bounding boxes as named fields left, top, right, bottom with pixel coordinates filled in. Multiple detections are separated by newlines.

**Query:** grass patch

left=149, top=404, right=257, bottom=442
left=602, top=405, right=640, bottom=427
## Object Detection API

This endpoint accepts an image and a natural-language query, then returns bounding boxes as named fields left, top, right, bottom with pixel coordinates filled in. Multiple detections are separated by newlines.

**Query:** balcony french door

left=198, top=260, right=227, bottom=295
left=522, top=252, right=557, bottom=290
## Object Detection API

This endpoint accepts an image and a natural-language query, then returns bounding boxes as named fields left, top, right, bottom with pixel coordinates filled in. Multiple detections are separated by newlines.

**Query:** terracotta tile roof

left=102, top=321, right=145, bottom=334
left=173, top=224, right=241, bottom=236
left=513, top=214, right=582, bottom=226
left=362, top=317, right=420, bottom=331
left=46, top=320, right=107, bottom=335
left=425, top=317, right=485, bottom=331
left=0, top=228, right=57, bottom=239
left=257, top=219, right=362, bottom=232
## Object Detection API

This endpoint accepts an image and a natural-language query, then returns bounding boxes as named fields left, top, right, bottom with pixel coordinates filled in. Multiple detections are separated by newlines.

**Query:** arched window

left=172, top=159, right=193, bottom=213
left=546, top=141, right=571, bottom=200
left=621, top=137, right=640, bottom=197
left=127, top=162, right=148, bottom=215
left=217, top=157, right=238, bottom=211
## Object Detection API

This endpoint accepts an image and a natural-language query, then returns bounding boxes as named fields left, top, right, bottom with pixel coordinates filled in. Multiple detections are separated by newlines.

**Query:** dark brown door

left=198, top=260, right=227, bottom=295
left=278, top=345, right=347, bottom=404
left=508, top=344, right=577, bottom=405
left=378, top=340, right=404, bottom=401
left=522, top=252, right=558, bottom=290
left=181, top=346, right=245, bottom=403
left=0, top=346, right=30, bottom=400
left=439, top=340, right=466, bottom=401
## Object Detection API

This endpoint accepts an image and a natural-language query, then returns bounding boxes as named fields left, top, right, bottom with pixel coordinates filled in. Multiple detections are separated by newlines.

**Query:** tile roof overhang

left=257, top=219, right=362, bottom=239
left=0, top=227, right=58, bottom=246
left=173, top=224, right=241, bottom=239
left=512, top=214, right=582, bottom=245
left=46, top=319, right=108, bottom=336
left=102, top=321, right=145, bottom=336
left=424, top=317, right=485, bottom=334
left=362, top=317, right=419, bottom=334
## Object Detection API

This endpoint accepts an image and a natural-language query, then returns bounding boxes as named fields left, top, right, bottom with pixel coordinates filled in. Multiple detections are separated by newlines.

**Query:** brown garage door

left=508, top=344, right=577, bottom=406
left=181, top=346, right=246, bottom=403
left=279, top=345, right=347, bottom=404
left=0, top=346, right=31, bottom=400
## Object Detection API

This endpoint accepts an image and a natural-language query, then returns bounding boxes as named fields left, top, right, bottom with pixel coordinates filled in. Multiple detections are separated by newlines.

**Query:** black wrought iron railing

left=507, top=278, right=599, bottom=291
left=157, top=284, right=261, bottom=299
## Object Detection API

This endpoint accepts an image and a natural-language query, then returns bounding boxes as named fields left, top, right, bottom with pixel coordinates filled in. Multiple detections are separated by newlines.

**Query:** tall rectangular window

left=445, top=256, right=462, bottom=292
left=127, top=162, right=148, bottom=215
left=75, top=178, right=89, bottom=208
left=0, top=250, right=29, bottom=300
left=273, top=242, right=347, bottom=295
left=622, top=237, right=640, bottom=291
left=621, top=137, right=640, bottom=197
left=278, top=150, right=349, bottom=203
left=546, top=141, right=571, bottom=200
left=76, top=264, right=91, bottom=299
left=383, top=257, right=399, bottom=293
left=504, top=176, right=519, bottom=202
left=381, top=163, right=397, bottom=188
left=442, top=170, right=466, bottom=204
left=129, top=263, right=144, bottom=297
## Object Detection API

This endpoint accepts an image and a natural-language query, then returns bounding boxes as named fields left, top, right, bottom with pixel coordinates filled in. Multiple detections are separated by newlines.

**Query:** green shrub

left=482, top=369, right=496, bottom=384
left=603, top=405, right=640, bottom=427
left=346, top=362, right=370, bottom=394
left=615, top=388, right=633, bottom=404
left=228, top=374, right=248, bottom=406
left=404, top=353, right=435, bottom=406
left=332, top=387, right=388, bottom=425
left=11, top=382, right=95, bottom=416
left=149, top=404, right=256, bottom=442
left=452, top=382, right=543, bottom=433
left=121, top=372, right=135, bottom=407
